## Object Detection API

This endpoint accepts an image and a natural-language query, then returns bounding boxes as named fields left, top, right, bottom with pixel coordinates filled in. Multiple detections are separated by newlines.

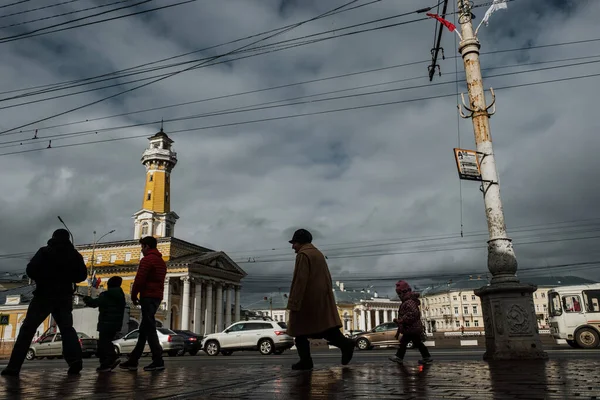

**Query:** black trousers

left=7, top=296, right=81, bottom=372
left=395, top=332, right=431, bottom=360
left=129, top=298, right=162, bottom=363
left=295, top=327, right=351, bottom=364
left=97, top=329, right=119, bottom=365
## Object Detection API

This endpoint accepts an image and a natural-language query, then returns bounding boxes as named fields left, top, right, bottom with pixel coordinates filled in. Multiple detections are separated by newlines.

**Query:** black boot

left=292, top=360, right=314, bottom=371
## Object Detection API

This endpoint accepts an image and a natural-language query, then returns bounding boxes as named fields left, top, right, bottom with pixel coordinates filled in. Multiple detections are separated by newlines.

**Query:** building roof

left=0, top=284, right=35, bottom=305
left=334, top=290, right=378, bottom=304
left=75, top=236, right=214, bottom=253
left=245, top=292, right=289, bottom=311
left=421, top=275, right=598, bottom=296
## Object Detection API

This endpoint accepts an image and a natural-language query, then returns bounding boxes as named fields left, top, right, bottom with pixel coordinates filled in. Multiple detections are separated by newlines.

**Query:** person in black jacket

left=1, top=229, right=88, bottom=377
left=83, top=276, right=126, bottom=372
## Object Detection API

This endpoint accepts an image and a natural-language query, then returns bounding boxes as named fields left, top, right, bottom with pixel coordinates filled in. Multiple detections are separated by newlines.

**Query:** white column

left=353, top=310, right=359, bottom=331
left=225, top=285, right=232, bottom=328
left=181, top=276, right=191, bottom=330
left=375, top=309, right=381, bottom=326
left=193, top=279, right=202, bottom=333
left=234, top=286, right=241, bottom=322
left=163, top=278, right=171, bottom=329
left=204, top=282, right=213, bottom=335
left=383, top=309, right=389, bottom=323
left=360, top=309, right=366, bottom=331
left=215, top=283, right=223, bottom=332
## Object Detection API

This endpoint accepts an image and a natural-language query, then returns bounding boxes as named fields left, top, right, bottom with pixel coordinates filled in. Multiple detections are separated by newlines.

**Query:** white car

left=202, top=320, right=294, bottom=356
left=113, top=328, right=185, bottom=357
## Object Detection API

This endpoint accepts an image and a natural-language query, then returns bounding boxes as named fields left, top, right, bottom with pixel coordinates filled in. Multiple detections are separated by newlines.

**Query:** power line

left=0, top=0, right=390, bottom=98
left=1, top=67, right=599, bottom=157
left=0, top=0, right=83, bottom=20
left=0, top=9, right=431, bottom=104
left=0, top=0, right=388, bottom=135
left=2, top=53, right=599, bottom=149
left=0, top=0, right=30, bottom=9
left=0, top=0, right=195, bottom=44
left=0, top=0, right=136, bottom=30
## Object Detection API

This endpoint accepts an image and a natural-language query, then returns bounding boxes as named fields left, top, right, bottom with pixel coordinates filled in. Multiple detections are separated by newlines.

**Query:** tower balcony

left=141, top=148, right=178, bottom=167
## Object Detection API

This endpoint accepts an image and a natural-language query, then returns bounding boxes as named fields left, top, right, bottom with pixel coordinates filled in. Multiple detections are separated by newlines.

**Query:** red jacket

left=396, top=292, right=423, bottom=335
left=131, top=248, right=167, bottom=300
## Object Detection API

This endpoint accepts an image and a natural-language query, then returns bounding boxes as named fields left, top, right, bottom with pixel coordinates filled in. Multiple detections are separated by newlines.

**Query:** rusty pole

left=457, top=0, right=518, bottom=284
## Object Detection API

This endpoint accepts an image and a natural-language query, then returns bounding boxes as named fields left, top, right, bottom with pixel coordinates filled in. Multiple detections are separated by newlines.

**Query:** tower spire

left=132, top=128, right=179, bottom=239
left=160, top=118, right=164, bottom=132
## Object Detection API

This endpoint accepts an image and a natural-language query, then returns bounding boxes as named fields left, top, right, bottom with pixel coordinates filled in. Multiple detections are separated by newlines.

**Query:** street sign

left=0, top=314, right=9, bottom=325
left=453, top=148, right=482, bottom=181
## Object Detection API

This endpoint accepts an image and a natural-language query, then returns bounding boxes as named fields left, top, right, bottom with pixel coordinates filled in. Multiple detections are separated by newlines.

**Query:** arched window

left=165, top=224, right=172, bottom=237
left=141, top=222, right=149, bottom=236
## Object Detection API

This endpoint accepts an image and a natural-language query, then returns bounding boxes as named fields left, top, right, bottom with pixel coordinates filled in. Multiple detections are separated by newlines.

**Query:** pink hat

left=396, top=280, right=412, bottom=291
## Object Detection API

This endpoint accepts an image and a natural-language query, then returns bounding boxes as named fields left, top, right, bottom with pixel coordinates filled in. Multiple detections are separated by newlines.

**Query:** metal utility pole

left=455, top=0, right=547, bottom=360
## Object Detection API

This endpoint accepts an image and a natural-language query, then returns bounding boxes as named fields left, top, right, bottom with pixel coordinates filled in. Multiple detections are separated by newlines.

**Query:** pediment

left=185, top=251, right=247, bottom=277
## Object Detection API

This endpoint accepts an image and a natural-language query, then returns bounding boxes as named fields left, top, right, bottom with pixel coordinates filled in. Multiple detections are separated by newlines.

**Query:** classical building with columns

left=76, top=128, right=247, bottom=335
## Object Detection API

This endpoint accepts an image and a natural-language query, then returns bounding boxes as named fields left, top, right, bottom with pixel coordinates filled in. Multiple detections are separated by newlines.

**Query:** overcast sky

left=0, top=0, right=598, bottom=301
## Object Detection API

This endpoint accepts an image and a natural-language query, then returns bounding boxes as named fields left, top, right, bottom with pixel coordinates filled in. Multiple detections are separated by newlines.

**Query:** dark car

left=173, top=330, right=202, bottom=356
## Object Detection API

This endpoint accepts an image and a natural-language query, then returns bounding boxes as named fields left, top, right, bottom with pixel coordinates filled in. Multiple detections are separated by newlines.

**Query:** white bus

left=548, top=283, right=600, bottom=349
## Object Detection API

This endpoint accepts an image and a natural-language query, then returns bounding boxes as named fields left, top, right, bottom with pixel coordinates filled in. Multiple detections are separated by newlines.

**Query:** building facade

left=0, top=286, right=50, bottom=344
left=420, top=276, right=597, bottom=333
left=75, top=129, right=247, bottom=335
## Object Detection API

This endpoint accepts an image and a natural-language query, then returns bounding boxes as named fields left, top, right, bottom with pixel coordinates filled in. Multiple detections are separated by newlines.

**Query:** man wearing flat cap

left=286, top=228, right=355, bottom=370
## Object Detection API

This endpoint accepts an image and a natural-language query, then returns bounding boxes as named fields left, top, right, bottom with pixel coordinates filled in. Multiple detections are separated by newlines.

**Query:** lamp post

left=88, top=229, right=115, bottom=295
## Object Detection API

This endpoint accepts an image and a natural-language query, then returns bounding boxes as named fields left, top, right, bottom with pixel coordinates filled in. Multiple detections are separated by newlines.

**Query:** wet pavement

left=0, top=355, right=599, bottom=399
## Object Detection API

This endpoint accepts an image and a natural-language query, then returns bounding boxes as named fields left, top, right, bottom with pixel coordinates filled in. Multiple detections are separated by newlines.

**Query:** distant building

left=0, top=285, right=49, bottom=342
left=420, top=275, right=597, bottom=333
left=0, top=276, right=29, bottom=291
left=244, top=292, right=290, bottom=324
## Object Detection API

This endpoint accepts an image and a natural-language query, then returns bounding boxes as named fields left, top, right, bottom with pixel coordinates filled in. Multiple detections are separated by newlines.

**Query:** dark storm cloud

left=0, top=0, right=598, bottom=302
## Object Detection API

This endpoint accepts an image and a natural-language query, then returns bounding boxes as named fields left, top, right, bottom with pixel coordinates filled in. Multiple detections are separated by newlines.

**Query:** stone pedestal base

left=475, top=282, right=548, bottom=361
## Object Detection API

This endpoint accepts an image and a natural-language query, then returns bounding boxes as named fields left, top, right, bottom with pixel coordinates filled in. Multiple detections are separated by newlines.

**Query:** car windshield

left=277, top=322, right=287, bottom=329
left=158, top=328, right=175, bottom=335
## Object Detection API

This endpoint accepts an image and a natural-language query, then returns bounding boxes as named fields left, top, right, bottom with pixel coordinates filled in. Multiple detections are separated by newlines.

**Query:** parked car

left=26, top=332, right=97, bottom=360
left=354, top=322, right=413, bottom=350
left=173, top=330, right=202, bottom=356
left=202, top=320, right=294, bottom=356
left=112, top=328, right=184, bottom=357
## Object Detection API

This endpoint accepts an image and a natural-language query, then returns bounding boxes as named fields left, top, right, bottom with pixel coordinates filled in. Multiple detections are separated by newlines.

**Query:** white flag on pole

left=475, top=0, right=508, bottom=34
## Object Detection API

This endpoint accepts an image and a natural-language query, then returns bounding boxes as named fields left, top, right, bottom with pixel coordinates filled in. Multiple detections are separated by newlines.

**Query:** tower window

left=166, top=192, right=169, bottom=202
left=142, top=222, right=149, bottom=236
left=165, top=224, right=172, bottom=237
left=149, top=174, right=153, bottom=182
left=147, top=191, right=151, bottom=201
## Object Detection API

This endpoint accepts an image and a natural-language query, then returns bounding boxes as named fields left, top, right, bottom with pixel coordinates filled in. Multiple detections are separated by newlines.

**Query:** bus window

left=562, top=295, right=582, bottom=313
left=549, top=292, right=562, bottom=316
left=583, top=290, right=600, bottom=313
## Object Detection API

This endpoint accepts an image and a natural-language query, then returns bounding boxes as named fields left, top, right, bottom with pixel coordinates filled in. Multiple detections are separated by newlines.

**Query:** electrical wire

left=0, top=0, right=135, bottom=30
left=0, top=0, right=82, bottom=20
left=0, top=0, right=391, bottom=135
left=0, top=0, right=30, bottom=9
left=0, top=60, right=598, bottom=153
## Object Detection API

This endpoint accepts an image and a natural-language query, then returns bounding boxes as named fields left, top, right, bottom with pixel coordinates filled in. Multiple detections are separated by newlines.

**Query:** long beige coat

left=286, top=243, right=342, bottom=337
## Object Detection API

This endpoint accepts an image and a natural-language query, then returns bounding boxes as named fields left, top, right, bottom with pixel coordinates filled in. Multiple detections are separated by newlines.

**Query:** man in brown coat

left=286, top=229, right=355, bottom=370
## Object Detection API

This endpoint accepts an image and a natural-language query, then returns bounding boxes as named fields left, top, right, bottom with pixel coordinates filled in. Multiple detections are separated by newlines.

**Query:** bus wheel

left=566, top=340, right=580, bottom=349
left=575, top=328, right=600, bottom=349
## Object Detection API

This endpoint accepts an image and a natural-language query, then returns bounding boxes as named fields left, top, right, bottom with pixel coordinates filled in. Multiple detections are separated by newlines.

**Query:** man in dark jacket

left=1, top=229, right=88, bottom=377
left=84, top=276, right=126, bottom=372
left=389, top=280, right=433, bottom=365
left=120, top=236, right=167, bottom=372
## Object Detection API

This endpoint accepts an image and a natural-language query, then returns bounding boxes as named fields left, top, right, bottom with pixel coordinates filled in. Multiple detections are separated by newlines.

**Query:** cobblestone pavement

left=0, top=358, right=599, bottom=399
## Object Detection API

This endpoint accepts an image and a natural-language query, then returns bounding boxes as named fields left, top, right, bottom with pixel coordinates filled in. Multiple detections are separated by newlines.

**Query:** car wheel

left=26, top=349, right=35, bottom=361
left=221, top=350, right=233, bottom=356
left=189, top=350, right=199, bottom=356
left=566, top=339, right=580, bottom=349
left=357, top=338, right=370, bottom=350
left=258, top=339, right=274, bottom=355
left=407, top=342, right=413, bottom=349
left=205, top=340, right=220, bottom=356
left=575, top=327, right=600, bottom=349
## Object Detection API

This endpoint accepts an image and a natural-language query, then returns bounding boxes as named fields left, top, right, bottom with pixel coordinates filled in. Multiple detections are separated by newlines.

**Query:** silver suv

left=202, top=320, right=294, bottom=356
